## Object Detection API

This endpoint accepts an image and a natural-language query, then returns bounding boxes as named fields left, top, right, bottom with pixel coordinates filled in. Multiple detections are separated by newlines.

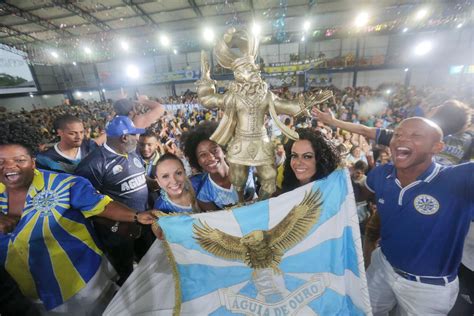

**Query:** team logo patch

left=32, top=190, right=61, bottom=217
left=112, top=165, right=123, bottom=175
left=414, top=194, right=440, bottom=215
left=133, top=157, right=143, bottom=168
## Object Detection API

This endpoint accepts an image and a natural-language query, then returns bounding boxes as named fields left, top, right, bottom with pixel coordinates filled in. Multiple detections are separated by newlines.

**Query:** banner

left=104, top=169, right=371, bottom=315
left=152, top=70, right=200, bottom=83
left=263, top=59, right=326, bottom=74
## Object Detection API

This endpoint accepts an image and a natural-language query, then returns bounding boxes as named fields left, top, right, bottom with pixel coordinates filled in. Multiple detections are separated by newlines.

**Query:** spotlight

left=89, top=92, right=92, bottom=96
left=404, top=68, right=409, bottom=72
left=173, top=49, right=178, bottom=55
left=72, top=61, right=77, bottom=66
left=29, top=93, right=34, bottom=98
left=402, top=28, right=408, bottom=33
left=51, top=51, right=59, bottom=59
left=303, top=20, right=311, bottom=32
left=301, top=36, right=305, bottom=42
left=386, top=89, right=392, bottom=95
left=355, top=12, right=369, bottom=27
left=252, top=22, right=261, bottom=36
left=84, top=46, right=92, bottom=55
left=414, top=40, right=433, bottom=56
left=415, top=8, right=428, bottom=20
left=120, top=40, right=129, bottom=51
left=75, top=91, right=82, bottom=97
left=160, top=34, right=170, bottom=47
left=102, top=88, right=106, bottom=92
left=203, top=27, right=214, bottom=43
left=126, top=64, right=140, bottom=79
left=457, top=23, right=463, bottom=29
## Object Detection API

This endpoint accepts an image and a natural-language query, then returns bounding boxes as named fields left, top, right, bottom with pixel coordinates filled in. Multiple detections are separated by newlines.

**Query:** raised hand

left=311, top=107, right=336, bottom=125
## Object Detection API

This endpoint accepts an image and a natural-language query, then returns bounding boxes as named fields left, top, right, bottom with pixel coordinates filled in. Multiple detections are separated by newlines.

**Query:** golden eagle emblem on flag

left=193, top=189, right=323, bottom=273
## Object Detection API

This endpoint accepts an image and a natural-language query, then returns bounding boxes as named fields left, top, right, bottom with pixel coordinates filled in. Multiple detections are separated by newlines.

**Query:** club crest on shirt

left=133, top=157, right=143, bottom=168
left=32, top=190, right=61, bottom=217
left=413, top=194, right=440, bottom=215
left=112, top=165, right=123, bottom=175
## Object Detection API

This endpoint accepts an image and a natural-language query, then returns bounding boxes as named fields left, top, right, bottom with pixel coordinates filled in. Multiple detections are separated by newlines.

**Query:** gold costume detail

left=196, top=27, right=332, bottom=199
left=193, top=189, right=323, bottom=273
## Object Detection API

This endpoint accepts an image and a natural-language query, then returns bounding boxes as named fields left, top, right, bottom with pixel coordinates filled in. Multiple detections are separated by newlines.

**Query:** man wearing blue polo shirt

left=363, top=117, right=474, bottom=315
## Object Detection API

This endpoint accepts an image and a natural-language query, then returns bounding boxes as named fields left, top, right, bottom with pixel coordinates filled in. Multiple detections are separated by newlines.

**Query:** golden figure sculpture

left=196, top=27, right=332, bottom=200
left=193, top=189, right=322, bottom=274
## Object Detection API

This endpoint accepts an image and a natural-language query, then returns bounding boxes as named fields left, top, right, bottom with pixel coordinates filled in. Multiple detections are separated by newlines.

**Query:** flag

left=104, top=168, right=371, bottom=315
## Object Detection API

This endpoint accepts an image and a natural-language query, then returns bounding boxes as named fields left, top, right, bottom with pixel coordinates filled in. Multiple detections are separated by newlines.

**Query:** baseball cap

left=106, top=116, right=145, bottom=137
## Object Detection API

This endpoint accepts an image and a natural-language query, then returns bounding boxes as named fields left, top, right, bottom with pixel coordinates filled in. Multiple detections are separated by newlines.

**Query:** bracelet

left=134, top=211, right=139, bottom=224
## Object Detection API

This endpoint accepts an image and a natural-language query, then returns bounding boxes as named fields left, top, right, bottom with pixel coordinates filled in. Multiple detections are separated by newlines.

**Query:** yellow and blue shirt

left=0, top=169, right=112, bottom=310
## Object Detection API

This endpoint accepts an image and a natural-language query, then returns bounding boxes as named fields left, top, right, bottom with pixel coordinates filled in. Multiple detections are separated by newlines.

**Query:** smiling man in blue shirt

left=362, top=117, right=474, bottom=315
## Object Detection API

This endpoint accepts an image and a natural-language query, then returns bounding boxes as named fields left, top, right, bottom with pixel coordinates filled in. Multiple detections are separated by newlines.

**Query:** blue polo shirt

left=366, top=162, right=474, bottom=277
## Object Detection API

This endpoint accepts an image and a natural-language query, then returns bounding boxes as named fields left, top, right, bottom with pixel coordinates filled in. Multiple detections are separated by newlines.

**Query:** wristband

left=134, top=211, right=139, bottom=224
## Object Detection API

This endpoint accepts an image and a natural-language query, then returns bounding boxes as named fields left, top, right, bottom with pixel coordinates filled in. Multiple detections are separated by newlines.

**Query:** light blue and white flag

left=105, top=169, right=371, bottom=315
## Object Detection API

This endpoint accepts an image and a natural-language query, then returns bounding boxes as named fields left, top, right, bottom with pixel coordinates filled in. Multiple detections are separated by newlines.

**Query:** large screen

left=0, top=48, right=36, bottom=94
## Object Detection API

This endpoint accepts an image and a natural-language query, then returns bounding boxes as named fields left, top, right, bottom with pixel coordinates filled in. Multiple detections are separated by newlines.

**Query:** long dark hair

left=282, top=128, right=340, bottom=193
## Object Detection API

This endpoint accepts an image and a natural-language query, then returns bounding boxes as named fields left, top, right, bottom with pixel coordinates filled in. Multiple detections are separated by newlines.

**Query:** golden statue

left=193, top=189, right=322, bottom=274
left=196, top=27, right=332, bottom=200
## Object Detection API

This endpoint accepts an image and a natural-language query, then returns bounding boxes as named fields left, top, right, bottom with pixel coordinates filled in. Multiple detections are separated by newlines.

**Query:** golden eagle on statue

left=193, top=189, right=323, bottom=273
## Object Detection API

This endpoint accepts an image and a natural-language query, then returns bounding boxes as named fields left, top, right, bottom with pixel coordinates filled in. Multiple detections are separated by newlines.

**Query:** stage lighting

left=203, top=27, right=214, bottom=43
left=126, top=64, right=140, bottom=79
left=75, top=91, right=82, bottom=97
left=301, top=36, right=305, bottom=42
left=29, top=93, right=34, bottom=98
left=415, top=8, right=428, bottom=20
left=102, top=89, right=106, bottom=92
left=355, top=12, right=369, bottom=27
left=72, top=61, right=77, bottom=66
left=121, top=40, right=129, bottom=51
left=252, top=22, right=261, bottom=36
left=160, top=34, right=170, bottom=47
left=457, top=23, right=463, bottom=29
left=303, top=20, right=311, bottom=32
left=402, top=28, right=408, bottom=33
left=173, top=49, right=178, bottom=55
left=84, top=47, right=92, bottom=55
left=414, top=41, right=433, bottom=56
left=386, top=89, right=392, bottom=95
left=51, top=51, right=59, bottom=59
left=404, top=68, right=409, bottom=72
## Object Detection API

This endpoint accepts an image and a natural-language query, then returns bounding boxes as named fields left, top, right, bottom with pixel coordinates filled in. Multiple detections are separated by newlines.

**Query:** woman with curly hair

left=281, top=128, right=341, bottom=193
left=182, top=122, right=241, bottom=211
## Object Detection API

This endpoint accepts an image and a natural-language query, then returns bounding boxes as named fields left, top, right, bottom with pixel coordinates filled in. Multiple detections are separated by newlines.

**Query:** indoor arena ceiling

left=0, top=0, right=469, bottom=63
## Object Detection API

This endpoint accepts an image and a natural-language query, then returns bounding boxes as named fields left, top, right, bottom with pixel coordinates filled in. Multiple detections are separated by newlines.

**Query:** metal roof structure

left=0, top=0, right=314, bottom=46
left=0, top=0, right=469, bottom=63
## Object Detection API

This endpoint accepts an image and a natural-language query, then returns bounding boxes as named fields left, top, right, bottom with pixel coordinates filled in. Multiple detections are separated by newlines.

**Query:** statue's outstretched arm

left=196, top=50, right=225, bottom=109
left=271, top=92, right=306, bottom=116
left=272, top=90, right=333, bottom=117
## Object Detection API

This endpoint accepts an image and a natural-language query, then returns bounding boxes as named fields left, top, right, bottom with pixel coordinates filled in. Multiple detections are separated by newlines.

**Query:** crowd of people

left=0, top=82, right=473, bottom=315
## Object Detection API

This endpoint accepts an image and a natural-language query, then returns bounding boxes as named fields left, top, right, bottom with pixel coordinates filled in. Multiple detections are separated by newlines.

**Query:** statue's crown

left=214, top=27, right=259, bottom=70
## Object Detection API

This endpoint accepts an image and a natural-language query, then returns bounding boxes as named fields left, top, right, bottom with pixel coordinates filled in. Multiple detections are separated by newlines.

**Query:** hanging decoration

left=272, top=0, right=288, bottom=43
